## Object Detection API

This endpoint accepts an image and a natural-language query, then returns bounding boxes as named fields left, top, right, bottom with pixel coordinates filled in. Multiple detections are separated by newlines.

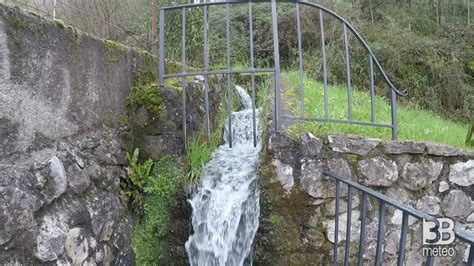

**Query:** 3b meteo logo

left=422, top=218, right=456, bottom=257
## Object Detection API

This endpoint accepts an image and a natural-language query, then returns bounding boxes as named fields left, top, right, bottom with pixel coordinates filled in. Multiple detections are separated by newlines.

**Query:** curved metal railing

left=158, top=0, right=407, bottom=149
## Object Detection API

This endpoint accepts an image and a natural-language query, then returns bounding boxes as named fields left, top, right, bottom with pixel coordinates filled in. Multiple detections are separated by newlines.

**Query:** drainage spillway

left=185, top=85, right=262, bottom=266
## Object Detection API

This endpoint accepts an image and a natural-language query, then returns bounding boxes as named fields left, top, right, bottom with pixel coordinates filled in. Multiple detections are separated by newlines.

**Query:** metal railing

left=158, top=0, right=408, bottom=149
left=325, top=171, right=474, bottom=266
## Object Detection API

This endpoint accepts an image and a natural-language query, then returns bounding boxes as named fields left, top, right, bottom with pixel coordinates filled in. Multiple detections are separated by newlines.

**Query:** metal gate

left=158, top=0, right=408, bottom=149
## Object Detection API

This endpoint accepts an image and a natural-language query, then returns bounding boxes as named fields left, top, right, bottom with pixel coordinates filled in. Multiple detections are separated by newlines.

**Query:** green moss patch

left=129, top=153, right=184, bottom=265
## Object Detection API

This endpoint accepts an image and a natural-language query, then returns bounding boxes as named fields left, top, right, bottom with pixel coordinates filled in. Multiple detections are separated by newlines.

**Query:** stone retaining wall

left=255, top=131, right=473, bottom=265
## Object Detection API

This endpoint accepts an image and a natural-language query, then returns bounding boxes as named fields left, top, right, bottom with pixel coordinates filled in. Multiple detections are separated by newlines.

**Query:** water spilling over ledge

left=185, top=85, right=262, bottom=265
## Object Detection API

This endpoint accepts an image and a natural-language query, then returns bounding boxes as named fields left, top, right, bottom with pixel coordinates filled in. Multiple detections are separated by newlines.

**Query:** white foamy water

left=185, top=85, right=261, bottom=266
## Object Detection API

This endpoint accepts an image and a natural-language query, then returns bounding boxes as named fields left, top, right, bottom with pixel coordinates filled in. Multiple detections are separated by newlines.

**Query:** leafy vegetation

left=285, top=71, right=472, bottom=149
left=128, top=151, right=183, bottom=265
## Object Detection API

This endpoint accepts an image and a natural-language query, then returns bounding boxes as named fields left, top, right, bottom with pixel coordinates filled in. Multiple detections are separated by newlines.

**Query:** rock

left=268, top=131, right=293, bottom=155
left=401, top=160, right=443, bottom=191
left=323, top=196, right=360, bottom=216
left=383, top=140, right=426, bottom=154
left=300, top=132, right=323, bottom=157
left=273, top=159, right=294, bottom=193
left=35, top=214, right=68, bottom=262
left=449, top=160, right=474, bottom=187
left=103, top=244, right=114, bottom=265
left=390, top=209, right=417, bottom=225
left=467, top=213, right=474, bottom=222
left=359, top=157, right=398, bottom=187
left=306, top=228, right=326, bottom=248
left=300, top=159, right=325, bottom=198
left=439, top=181, right=450, bottom=192
left=323, top=210, right=361, bottom=244
left=441, top=190, right=472, bottom=219
left=45, top=156, right=67, bottom=204
left=386, top=186, right=411, bottom=204
left=136, top=106, right=149, bottom=126
left=328, top=135, right=381, bottom=155
left=384, top=227, right=411, bottom=255
left=426, top=142, right=459, bottom=156
left=65, top=228, right=89, bottom=265
left=415, top=195, right=441, bottom=215
left=327, top=158, right=352, bottom=179
left=67, top=164, right=90, bottom=194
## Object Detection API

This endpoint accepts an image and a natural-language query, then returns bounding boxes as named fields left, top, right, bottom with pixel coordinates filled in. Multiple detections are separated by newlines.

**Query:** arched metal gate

left=158, top=0, right=408, bottom=149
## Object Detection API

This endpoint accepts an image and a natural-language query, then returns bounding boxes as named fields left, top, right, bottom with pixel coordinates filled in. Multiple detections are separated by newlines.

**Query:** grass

left=131, top=155, right=183, bottom=265
left=285, top=71, right=472, bottom=149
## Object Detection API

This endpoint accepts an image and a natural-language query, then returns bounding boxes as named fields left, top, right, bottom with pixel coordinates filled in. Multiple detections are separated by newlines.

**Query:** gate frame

left=158, top=0, right=408, bottom=149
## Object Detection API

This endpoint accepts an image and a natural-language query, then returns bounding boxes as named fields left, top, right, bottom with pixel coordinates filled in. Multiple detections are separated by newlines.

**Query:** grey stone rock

left=300, top=159, right=325, bottom=198
left=467, top=213, right=474, bottom=222
left=359, top=157, right=398, bottom=187
left=45, top=156, right=67, bottom=204
left=391, top=209, right=417, bottom=225
left=401, top=160, right=443, bottom=191
left=385, top=227, right=411, bottom=255
left=327, top=158, right=352, bottom=179
left=449, top=160, right=474, bottom=187
left=35, top=214, right=68, bottom=262
left=306, top=228, right=326, bottom=249
left=415, top=195, right=441, bottom=215
left=65, top=228, right=89, bottom=265
left=383, top=140, right=426, bottom=154
left=273, top=159, right=294, bottom=193
left=441, top=190, right=472, bottom=219
left=426, top=142, right=459, bottom=156
left=323, top=210, right=360, bottom=244
left=300, top=132, right=323, bottom=157
left=386, top=186, right=412, bottom=204
left=267, top=131, right=293, bottom=155
left=67, top=164, right=90, bottom=194
left=439, top=181, right=450, bottom=192
left=136, top=106, right=149, bottom=126
left=103, top=244, right=114, bottom=265
left=328, top=135, right=381, bottom=155
left=323, top=196, right=360, bottom=216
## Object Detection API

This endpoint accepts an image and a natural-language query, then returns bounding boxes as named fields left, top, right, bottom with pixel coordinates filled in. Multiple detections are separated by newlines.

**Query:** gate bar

left=271, top=0, right=282, bottom=130
left=344, top=186, right=353, bottom=266
left=226, top=3, right=233, bottom=148
left=203, top=5, right=211, bottom=147
left=369, top=54, right=376, bottom=122
left=249, top=0, right=257, bottom=147
left=163, top=68, right=275, bottom=78
left=181, top=8, right=187, bottom=150
left=159, top=9, right=165, bottom=87
left=319, top=9, right=329, bottom=119
left=343, top=23, right=352, bottom=121
left=296, top=1, right=304, bottom=117
left=357, top=192, right=368, bottom=266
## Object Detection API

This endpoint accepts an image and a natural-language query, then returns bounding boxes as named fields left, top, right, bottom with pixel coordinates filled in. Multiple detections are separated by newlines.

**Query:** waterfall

left=185, top=85, right=262, bottom=266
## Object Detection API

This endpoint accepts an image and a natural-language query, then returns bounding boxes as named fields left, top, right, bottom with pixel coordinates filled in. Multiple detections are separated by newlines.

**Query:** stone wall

left=0, top=4, right=223, bottom=264
left=255, top=131, right=474, bottom=265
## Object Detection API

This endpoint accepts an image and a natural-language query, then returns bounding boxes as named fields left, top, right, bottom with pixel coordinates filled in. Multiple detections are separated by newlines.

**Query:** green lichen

left=52, top=19, right=65, bottom=28
left=127, top=83, right=163, bottom=116
left=104, top=40, right=126, bottom=63
left=269, top=213, right=281, bottom=225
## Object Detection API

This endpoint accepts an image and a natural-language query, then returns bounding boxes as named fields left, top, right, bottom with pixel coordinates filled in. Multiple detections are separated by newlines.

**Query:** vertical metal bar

left=249, top=1, right=257, bottom=148
left=357, top=192, right=368, bottom=266
left=334, top=180, right=340, bottom=266
left=203, top=5, right=211, bottom=147
left=319, top=9, right=329, bottom=119
left=369, top=54, right=376, bottom=123
left=397, top=212, right=409, bottom=266
left=226, top=3, right=232, bottom=148
left=467, top=244, right=474, bottom=265
left=425, top=255, right=434, bottom=266
left=181, top=7, right=187, bottom=150
left=375, top=201, right=386, bottom=266
left=343, top=23, right=352, bottom=121
left=271, top=0, right=282, bottom=130
left=344, top=186, right=352, bottom=266
left=159, top=9, right=165, bottom=87
left=296, top=1, right=304, bottom=117
left=391, top=89, right=398, bottom=140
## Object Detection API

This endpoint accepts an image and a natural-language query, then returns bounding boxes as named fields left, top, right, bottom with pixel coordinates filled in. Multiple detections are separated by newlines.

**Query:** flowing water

left=185, top=85, right=262, bottom=266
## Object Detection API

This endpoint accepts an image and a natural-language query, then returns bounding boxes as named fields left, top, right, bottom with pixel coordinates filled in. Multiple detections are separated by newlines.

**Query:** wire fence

left=0, top=0, right=157, bottom=52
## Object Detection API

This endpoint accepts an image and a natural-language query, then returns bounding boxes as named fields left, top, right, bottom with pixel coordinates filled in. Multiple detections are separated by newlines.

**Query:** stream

left=185, top=85, right=262, bottom=266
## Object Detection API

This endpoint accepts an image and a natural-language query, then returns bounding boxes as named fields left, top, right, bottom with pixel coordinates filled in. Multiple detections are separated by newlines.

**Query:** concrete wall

left=255, top=131, right=474, bottom=265
left=0, top=4, right=223, bottom=264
